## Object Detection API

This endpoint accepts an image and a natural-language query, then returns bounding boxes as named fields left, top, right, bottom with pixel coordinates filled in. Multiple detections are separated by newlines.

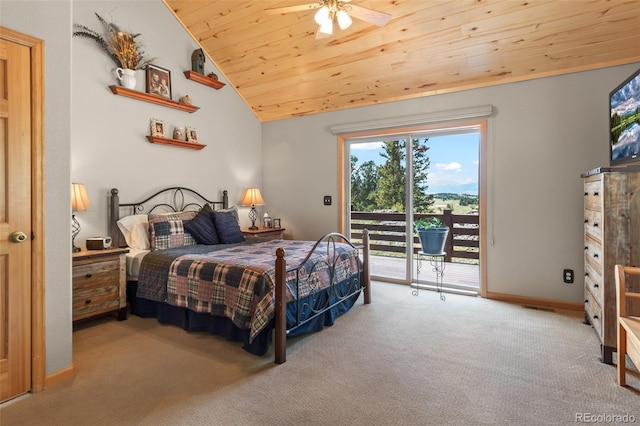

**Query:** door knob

left=9, top=231, right=28, bottom=243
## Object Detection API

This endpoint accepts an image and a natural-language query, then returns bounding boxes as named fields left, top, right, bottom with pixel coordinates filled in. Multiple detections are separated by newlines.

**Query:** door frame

left=0, top=26, right=46, bottom=393
left=337, top=120, right=487, bottom=297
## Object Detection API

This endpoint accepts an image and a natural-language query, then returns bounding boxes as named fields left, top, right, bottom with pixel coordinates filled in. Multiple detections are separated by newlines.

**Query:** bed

left=108, top=187, right=370, bottom=363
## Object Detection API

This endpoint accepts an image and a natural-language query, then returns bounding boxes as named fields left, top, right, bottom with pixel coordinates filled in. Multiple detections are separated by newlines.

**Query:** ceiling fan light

left=336, top=10, right=352, bottom=30
left=319, top=18, right=333, bottom=36
left=314, top=6, right=330, bottom=25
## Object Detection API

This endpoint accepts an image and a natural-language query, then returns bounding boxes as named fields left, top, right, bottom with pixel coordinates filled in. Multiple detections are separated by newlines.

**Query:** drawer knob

left=584, top=299, right=589, bottom=303
left=85, top=273, right=92, bottom=278
left=593, top=315, right=598, bottom=320
left=593, top=223, right=598, bottom=227
left=584, top=246, right=588, bottom=250
left=85, top=299, right=91, bottom=305
left=593, top=253, right=599, bottom=258
left=584, top=219, right=588, bottom=223
left=593, top=191, right=599, bottom=196
left=594, top=284, right=599, bottom=288
left=585, top=272, right=589, bottom=276
left=584, top=192, right=588, bottom=196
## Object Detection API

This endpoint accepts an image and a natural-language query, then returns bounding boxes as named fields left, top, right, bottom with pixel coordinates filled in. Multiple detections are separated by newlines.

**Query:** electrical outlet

left=323, top=195, right=332, bottom=205
left=563, top=269, right=574, bottom=283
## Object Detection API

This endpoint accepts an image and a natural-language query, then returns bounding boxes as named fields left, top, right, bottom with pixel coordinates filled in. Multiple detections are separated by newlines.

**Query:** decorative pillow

left=148, top=210, right=197, bottom=250
left=183, top=204, right=220, bottom=245
left=215, top=206, right=240, bottom=224
left=213, top=207, right=245, bottom=244
left=117, top=214, right=150, bottom=250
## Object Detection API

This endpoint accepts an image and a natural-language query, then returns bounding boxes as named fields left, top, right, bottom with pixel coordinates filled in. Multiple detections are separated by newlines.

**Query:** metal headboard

left=109, top=187, right=229, bottom=248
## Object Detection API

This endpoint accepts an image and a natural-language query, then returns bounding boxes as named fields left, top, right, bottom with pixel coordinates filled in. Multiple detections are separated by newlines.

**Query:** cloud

left=352, top=142, right=384, bottom=150
left=435, top=162, right=462, bottom=172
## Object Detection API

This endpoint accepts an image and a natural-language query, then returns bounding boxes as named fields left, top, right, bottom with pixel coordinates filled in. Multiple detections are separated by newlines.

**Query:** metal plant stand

left=414, top=251, right=446, bottom=301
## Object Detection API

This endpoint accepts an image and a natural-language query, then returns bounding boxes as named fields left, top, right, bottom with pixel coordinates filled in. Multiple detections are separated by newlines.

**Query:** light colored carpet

left=1, top=281, right=639, bottom=425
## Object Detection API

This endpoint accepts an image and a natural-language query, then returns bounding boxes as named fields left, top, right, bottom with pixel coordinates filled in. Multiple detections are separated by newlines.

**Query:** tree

left=350, top=156, right=379, bottom=211
left=411, top=139, right=433, bottom=212
left=376, top=141, right=406, bottom=211
left=375, top=139, right=434, bottom=213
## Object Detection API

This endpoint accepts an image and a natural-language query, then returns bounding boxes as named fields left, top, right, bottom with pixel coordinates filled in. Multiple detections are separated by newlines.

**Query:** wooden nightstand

left=242, top=227, right=285, bottom=240
left=72, top=247, right=129, bottom=322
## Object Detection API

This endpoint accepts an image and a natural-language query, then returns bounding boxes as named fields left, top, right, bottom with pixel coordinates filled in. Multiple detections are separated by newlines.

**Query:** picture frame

left=273, top=218, right=281, bottom=229
left=150, top=118, right=166, bottom=137
left=146, top=64, right=172, bottom=99
left=186, top=126, right=198, bottom=142
left=263, top=216, right=272, bottom=229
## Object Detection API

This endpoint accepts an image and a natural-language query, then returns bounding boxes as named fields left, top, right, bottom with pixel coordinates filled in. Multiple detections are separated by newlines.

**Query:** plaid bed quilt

left=137, top=239, right=361, bottom=342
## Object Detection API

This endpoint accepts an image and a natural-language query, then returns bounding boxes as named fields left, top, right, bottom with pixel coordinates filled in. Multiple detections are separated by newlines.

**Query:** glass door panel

left=349, top=138, right=408, bottom=282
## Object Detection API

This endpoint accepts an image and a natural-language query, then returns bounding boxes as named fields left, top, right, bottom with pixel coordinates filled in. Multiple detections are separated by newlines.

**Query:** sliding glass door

left=344, top=125, right=481, bottom=293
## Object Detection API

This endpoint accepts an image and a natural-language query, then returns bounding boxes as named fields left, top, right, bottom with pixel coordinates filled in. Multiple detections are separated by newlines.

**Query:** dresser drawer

left=584, top=234, right=602, bottom=273
left=584, top=179, right=602, bottom=211
left=584, top=261, right=603, bottom=305
left=585, top=287, right=602, bottom=342
left=584, top=209, right=602, bottom=241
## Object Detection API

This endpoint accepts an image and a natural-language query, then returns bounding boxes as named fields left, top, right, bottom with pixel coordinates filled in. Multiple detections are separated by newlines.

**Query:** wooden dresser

left=582, top=167, right=640, bottom=364
left=72, top=247, right=129, bottom=322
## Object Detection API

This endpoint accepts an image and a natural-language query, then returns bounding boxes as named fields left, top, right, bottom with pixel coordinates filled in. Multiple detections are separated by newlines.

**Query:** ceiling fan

left=266, top=0, right=391, bottom=39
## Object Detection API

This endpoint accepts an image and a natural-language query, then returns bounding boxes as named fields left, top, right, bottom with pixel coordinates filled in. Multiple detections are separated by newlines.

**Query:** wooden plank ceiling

left=164, top=0, right=640, bottom=122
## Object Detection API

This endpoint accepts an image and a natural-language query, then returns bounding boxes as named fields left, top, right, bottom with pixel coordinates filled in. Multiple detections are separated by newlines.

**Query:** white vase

left=114, top=68, right=136, bottom=90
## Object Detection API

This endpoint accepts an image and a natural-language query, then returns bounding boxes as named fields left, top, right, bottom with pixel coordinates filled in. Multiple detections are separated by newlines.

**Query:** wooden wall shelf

left=109, top=86, right=200, bottom=113
left=146, top=136, right=206, bottom=150
left=184, top=71, right=225, bottom=90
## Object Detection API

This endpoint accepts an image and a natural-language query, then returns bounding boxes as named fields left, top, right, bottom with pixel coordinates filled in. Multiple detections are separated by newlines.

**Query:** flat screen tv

left=610, top=67, right=640, bottom=166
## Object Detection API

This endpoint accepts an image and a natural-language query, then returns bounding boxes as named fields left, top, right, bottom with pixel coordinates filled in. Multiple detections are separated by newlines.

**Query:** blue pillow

left=213, top=208, right=245, bottom=244
left=184, top=204, right=220, bottom=245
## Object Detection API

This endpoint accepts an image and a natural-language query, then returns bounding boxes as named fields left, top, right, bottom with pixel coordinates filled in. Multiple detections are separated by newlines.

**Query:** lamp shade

left=71, top=183, right=90, bottom=212
left=241, top=188, right=265, bottom=207
left=314, top=5, right=330, bottom=25
left=336, top=10, right=352, bottom=30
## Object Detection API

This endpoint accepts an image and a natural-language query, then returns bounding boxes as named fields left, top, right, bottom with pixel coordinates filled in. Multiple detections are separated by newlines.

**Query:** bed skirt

left=127, top=280, right=361, bottom=355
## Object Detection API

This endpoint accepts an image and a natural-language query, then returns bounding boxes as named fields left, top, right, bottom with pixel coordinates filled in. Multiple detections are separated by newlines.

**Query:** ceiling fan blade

left=265, top=3, right=322, bottom=15
left=347, top=4, right=391, bottom=27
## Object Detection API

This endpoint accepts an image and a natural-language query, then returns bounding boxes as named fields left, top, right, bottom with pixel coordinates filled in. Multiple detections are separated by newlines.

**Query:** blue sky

left=350, top=133, right=480, bottom=194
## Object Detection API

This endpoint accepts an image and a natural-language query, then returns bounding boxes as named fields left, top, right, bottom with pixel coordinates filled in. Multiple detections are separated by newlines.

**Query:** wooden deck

left=369, top=254, right=480, bottom=291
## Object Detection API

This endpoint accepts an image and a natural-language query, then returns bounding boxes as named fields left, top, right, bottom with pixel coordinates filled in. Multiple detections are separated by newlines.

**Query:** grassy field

left=431, top=197, right=478, bottom=215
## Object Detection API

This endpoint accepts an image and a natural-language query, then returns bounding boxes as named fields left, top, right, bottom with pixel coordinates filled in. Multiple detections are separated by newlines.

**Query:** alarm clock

left=86, top=237, right=112, bottom=250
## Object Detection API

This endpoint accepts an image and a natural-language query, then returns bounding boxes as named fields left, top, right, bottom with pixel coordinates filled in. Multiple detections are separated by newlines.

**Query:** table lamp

left=71, top=183, right=90, bottom=252
left=241, top=188, right=265, bottom=230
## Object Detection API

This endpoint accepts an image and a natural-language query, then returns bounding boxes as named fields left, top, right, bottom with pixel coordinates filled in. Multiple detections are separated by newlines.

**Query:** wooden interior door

left=0, top=36, right=32, bottom=402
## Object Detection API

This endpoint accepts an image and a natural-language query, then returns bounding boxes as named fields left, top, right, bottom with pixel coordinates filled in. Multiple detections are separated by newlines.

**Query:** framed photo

left=273, top=218, right=281, bottom=229
left=150, top=118, right=166, bottom=137
left=186, top=126, right=198, bottom=142
left=146, top=64, right=172, bottom=99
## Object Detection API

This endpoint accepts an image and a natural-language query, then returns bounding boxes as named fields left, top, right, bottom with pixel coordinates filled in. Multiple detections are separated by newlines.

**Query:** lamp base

left=73, top=245, right=81, bottom=253
left=248, top=207, right=259, bottom=231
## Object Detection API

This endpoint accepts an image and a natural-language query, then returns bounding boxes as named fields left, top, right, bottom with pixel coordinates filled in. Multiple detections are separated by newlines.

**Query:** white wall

left=72, top=1, right=262, bottom=242
left=2, top=0, right=74, bottom=375
left=262, top=63, right=640, bottom=304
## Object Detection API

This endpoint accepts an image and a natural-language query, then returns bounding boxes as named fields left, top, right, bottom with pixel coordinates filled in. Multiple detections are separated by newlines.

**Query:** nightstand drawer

left=73, top=284, right=120, bottom=320
left=73, top=258, right=120, bottom=287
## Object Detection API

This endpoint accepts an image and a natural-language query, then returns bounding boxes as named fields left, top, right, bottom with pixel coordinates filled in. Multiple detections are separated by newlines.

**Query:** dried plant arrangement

left=73, top=13, right=153, bottom=70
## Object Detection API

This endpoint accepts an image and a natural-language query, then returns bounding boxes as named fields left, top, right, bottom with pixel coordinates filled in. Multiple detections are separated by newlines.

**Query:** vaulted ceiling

left=164, top=0, right=640, bottom=122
